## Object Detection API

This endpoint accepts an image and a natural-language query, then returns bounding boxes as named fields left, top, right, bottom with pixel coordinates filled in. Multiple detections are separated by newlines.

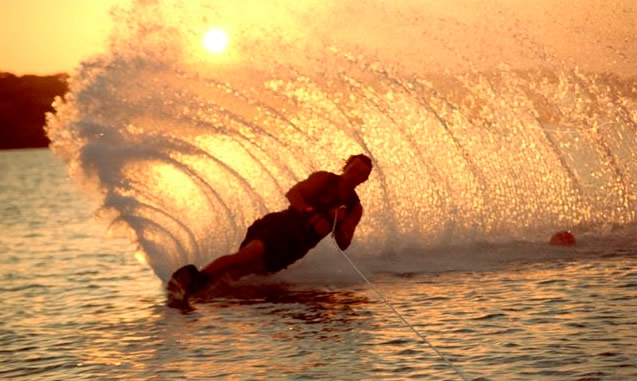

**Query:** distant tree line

left=0, top=72, right=69, bottom=150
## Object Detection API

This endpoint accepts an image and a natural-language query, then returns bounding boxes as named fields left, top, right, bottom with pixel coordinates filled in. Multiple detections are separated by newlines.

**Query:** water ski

left=166, top=264, right=208, bottom=307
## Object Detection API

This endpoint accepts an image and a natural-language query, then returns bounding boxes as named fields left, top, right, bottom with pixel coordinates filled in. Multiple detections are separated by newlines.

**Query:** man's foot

left=166, top=264, right=207, bottom=307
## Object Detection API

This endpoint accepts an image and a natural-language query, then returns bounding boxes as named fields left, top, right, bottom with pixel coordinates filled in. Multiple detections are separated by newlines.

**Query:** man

left=167, top=154, right=373, bottom=303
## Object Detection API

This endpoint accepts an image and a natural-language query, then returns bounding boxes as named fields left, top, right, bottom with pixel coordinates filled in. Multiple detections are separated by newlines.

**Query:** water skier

left=167, top=154, right=373, bottom=303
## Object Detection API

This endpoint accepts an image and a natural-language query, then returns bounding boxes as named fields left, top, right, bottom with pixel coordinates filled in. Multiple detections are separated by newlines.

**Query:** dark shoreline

left=0, top=72, right=69, bottom=150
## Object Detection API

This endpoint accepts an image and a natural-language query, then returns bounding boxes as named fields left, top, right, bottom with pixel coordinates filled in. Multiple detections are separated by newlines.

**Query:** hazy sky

left=0, top=0, right=124, bottom=75
left=1, top=0, right=635, bottom=76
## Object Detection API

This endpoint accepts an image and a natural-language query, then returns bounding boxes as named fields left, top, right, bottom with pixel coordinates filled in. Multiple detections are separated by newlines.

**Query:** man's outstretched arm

left=333, top=203, right=363, bottom=250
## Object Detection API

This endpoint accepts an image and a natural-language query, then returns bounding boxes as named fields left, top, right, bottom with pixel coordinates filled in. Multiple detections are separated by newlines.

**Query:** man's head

left=342, top=154, right=373, bottom=188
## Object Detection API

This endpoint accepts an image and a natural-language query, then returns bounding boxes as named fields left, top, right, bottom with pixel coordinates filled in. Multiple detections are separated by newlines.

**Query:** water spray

left=330, top=207, right=471, bottom=381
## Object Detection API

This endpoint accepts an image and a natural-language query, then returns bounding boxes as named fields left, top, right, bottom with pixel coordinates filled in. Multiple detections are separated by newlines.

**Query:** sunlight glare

left=203, top=28, right=229, bottom=54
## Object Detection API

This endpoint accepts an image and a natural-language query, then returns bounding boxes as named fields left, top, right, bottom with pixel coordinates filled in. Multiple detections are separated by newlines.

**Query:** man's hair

left=343, top=154, right=373, bottom=171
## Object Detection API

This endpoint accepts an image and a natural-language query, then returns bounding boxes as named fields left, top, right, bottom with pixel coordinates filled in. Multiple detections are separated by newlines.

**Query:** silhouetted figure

left=167, top=154, right=373, bottom=305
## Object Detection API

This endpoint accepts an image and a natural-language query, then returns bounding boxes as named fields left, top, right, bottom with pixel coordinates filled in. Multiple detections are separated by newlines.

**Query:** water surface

left=1, top=149, right=636, bottom=380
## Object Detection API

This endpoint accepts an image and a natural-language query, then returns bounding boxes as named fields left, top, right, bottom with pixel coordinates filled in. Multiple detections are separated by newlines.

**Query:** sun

left=203, top=28, right=229, bottom=54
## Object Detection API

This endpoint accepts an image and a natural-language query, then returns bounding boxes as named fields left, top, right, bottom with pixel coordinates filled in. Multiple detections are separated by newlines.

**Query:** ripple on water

left=471, top=313, right=508, bottom=321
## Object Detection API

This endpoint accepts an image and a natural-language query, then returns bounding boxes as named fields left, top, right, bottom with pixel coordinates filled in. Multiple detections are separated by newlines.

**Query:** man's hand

left=329, top=205, right=348, bottom=224
left=308, top=214, right=331, bottom=236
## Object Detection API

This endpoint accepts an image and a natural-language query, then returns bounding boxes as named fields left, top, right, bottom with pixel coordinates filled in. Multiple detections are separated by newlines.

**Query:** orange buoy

left=549, top=230, right=576, bottom=246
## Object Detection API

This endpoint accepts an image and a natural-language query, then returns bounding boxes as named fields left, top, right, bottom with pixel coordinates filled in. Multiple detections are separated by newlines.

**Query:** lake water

left=1, top=148, right=636, bottom=380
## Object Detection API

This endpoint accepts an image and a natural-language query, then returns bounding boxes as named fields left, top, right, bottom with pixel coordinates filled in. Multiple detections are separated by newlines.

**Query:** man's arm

left=333, top=203, right=363, bottom=250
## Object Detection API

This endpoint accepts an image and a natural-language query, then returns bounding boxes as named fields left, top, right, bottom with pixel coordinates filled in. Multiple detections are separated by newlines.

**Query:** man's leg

left=200, top=239, right=267, bottom=282
left=166, top=240, right=267, bottom=304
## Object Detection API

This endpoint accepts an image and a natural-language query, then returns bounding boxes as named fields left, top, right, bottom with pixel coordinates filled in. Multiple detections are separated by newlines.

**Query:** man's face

left=343, top=158, right=372, bottom=187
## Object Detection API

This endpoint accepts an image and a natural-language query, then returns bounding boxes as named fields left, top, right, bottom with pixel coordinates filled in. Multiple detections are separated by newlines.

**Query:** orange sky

left=1, top=0, right=634, bottom=77
left=0, top=0, right=124, bottom=75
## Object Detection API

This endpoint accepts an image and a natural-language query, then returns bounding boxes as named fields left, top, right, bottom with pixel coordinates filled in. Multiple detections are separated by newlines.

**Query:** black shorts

left=239, top=209, right=322, bottom=273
